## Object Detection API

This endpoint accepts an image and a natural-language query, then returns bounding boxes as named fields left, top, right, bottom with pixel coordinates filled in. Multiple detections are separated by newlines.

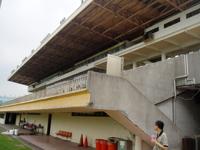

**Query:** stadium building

left=1, top=0, right=200, bottom=150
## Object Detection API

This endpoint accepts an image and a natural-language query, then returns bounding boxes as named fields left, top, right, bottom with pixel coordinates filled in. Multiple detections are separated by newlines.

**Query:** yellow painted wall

left=0, top=90, right=90, bottom=112
left=14, top=112, right=135, bottom=148
left=16, top=113, right=48, bottom=134
left=142, top=141, right=152, bottom=150
left=50, top=113, right=134, bottom=148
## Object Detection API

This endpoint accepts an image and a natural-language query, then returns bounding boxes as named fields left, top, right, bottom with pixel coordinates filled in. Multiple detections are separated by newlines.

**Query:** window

left=164, top=18, right=180, bottom=28
left=71, top=112, right=108, bottom=117
left=186, top=8, right=200, bottom=18
left=146, top=27, right=159, bottom=35
left=27, top=113, right=41, bottom=115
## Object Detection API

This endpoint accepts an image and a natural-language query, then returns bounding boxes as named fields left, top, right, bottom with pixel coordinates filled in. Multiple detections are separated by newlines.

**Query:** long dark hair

left=155, top=120, right=164, bottom=139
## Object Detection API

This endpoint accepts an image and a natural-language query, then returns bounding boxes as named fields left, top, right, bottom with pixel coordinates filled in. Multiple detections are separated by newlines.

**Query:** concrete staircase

left=87, top=71, right=183, bottom=150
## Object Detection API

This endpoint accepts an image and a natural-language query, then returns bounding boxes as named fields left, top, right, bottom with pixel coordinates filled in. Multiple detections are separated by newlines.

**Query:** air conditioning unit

left=195, top=135, right=200, bottom=150
left=143, top=32, right=154, bottom=42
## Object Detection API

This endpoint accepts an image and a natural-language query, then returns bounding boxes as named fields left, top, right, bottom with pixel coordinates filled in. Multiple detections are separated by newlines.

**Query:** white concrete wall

left=0, top=118, right=5, bottom=124
left=0, top=116, right=5, bottom=124
left=50, top=112, right=134, bottom=148
left=175, top=98, right=200, bottom=136
left=122, top=59, right=175, bottom=104
left=157, top=98, right=200, bottom=137
left=157, top=100, right=173, bottom=121
left=16, top=114, right=20, bottom=126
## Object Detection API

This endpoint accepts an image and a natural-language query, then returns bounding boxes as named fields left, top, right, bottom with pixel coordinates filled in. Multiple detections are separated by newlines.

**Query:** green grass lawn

left=0, top=134, right=31, bottom=150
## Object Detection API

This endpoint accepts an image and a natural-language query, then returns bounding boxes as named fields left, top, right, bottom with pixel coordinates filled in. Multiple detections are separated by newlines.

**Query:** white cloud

left=0, top=0, right=81, bottom=96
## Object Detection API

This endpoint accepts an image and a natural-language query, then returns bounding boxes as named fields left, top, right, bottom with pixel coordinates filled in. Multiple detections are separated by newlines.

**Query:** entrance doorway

left=5, top=113, right=17, bottom=124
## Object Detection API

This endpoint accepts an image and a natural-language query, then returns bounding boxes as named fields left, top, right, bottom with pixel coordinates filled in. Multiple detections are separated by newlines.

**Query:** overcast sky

left=0, top=0, right=81, bottom=97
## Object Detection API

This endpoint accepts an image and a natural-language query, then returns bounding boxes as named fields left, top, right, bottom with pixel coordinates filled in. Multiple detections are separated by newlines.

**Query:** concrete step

left=88, top=71, right=183, bottom=150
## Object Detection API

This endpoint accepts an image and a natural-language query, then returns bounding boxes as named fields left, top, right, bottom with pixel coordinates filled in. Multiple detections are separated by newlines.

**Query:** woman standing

left=152, top=120, right=169, bottom=150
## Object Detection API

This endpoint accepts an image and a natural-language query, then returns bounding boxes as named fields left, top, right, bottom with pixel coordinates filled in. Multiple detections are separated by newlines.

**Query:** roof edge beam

left=165, top=0, right=183, bottom=11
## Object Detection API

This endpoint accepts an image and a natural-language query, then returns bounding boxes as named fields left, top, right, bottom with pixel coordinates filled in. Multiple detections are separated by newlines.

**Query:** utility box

left=182, top=137, right=195, bottom=150
left=118, top=140, right=126, bottom=150
left=118, top=140, right=132, bottom=150
left=109, top=137, right=132, bottom=150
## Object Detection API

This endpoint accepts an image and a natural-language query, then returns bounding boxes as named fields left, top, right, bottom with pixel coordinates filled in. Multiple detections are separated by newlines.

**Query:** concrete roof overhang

left=0, top=89, right=91, bottom=112
left=8, top=0, right=199, bottom=85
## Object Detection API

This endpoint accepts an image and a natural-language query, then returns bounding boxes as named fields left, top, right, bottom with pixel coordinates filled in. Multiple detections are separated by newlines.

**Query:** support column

left=132, top=62, right=137, bottom=69
left=106, top=54, right=123, bottom=77
left=135, top=136, right=142, bottom=150
left=161, top=53, right=166, bottom=61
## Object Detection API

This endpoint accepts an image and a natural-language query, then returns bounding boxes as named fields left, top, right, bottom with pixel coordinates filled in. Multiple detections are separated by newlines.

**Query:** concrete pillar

left=132, top=62, right=137, bottom=69
left=106, top=54, right=124, bottom=77
left=135, top=136, right=142, bottom=150
left=161, top=53, right=166, bottom=61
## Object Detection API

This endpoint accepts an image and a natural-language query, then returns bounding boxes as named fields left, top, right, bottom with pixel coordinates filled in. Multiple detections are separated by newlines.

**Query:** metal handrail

left=2, top=74, right=88, bottom=105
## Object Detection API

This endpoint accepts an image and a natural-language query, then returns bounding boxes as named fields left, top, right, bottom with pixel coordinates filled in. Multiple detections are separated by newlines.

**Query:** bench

left=56, top=130, right=72, bottom=138
left=23, top=123, right=37, bottom=134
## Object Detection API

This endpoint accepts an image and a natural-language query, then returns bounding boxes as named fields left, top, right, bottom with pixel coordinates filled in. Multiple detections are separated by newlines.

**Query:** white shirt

left=153, top=132, right=168, bottom=150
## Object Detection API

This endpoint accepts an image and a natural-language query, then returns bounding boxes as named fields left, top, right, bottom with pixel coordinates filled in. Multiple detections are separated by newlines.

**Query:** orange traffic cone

left=78, top=134, right=83, bottom=147
left=83, top=136, right=88, bottom=148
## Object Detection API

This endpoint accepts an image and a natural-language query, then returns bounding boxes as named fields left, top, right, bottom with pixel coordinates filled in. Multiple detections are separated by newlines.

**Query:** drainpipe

left=173, top=55, right=189, bottom=124
left=172, top=80, right=177, bottom=124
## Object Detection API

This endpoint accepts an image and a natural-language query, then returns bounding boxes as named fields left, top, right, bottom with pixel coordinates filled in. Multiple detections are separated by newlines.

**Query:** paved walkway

left=20, top=135, right=95, bottom=150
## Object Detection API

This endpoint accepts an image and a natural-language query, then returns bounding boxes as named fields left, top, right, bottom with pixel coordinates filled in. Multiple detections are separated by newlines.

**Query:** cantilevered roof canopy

left=9, top=0, right=199, bottom=85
